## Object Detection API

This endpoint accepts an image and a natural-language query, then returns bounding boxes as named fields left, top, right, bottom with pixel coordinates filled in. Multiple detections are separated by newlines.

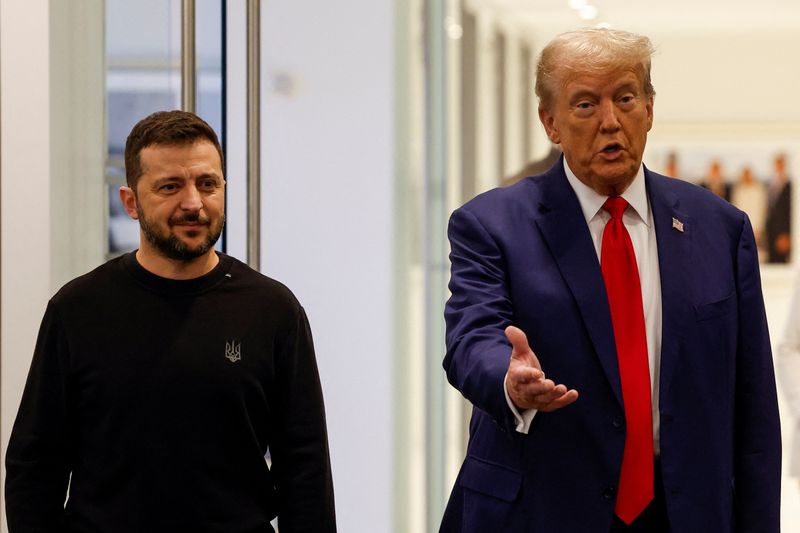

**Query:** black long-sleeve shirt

left=6, top=252, right=336, bottom=532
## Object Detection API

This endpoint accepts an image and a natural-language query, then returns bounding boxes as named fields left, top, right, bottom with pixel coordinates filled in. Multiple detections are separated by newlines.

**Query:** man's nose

left=179, top=185, right=203, bottom=210
left=598, top=100, right=621, bottom=132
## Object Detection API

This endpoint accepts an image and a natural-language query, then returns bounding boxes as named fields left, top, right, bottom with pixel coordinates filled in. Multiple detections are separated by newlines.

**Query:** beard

left=138, top=207, right=224, bottom=262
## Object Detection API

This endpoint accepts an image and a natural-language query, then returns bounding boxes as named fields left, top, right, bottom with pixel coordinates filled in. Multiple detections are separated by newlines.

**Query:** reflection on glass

left=105, top=0, right=222, bottom=256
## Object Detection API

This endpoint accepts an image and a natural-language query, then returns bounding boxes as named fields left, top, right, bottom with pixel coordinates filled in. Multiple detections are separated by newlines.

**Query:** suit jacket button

left=603, top=487, right=616, bottom=500
left=612, top=416, right=623, bottom=428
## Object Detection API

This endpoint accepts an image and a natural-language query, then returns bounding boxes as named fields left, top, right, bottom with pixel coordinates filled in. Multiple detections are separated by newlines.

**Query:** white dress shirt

left=505, top=159, right=663, bottom=454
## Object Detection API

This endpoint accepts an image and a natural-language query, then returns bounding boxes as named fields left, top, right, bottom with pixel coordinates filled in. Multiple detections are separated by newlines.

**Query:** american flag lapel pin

left=672, top=217, right=684, bottom=233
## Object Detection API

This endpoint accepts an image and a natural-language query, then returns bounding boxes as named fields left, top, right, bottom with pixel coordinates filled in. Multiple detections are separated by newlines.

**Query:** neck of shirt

left=122, top=251, right=233, bottom=296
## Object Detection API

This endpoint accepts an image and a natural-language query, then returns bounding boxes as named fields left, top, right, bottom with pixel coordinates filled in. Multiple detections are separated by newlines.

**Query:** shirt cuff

left=504, top=372, right=538, bottom=433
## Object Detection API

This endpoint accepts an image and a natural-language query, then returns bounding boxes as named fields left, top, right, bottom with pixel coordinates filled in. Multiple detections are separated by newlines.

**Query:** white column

left=259, top=1, right=395, bottom=531
left=48, top=0, right=106, bottom=289
left=501, top=28, right=523, bottom=177
left=474, top=10, right=499, bottom=193
left=1, top=2, right=105, bottom=528
left=1, top=2, right=52, bottom=529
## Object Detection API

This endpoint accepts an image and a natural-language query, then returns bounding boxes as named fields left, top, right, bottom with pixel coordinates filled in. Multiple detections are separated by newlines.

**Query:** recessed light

left=579, top=4, right=598, bottom=20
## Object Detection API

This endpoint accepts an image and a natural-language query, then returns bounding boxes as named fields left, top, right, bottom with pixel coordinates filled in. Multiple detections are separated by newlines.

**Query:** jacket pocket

left=694, top=291, right=736, bottom=322
left=460, top=455, right=522, bottom=502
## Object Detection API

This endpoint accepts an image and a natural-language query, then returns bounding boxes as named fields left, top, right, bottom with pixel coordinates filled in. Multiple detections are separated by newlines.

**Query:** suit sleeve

left=733, top=214, right=782, bottom=532
left=443, top=207, right=518, bottom=432
left=270, top=307, right=336, bottom=533
left=5, top=301, right=72, bottom=532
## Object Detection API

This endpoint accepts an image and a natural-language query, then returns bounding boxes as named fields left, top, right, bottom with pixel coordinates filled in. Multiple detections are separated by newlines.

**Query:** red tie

left=601, top=197, right=654, bottom=524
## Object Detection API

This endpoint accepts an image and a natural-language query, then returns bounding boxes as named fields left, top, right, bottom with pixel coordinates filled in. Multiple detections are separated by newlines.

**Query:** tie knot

left=603, top=197, right=629, bottom=220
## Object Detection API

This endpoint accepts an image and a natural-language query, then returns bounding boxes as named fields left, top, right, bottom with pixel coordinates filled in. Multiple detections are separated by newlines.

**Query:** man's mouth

left=599, top=143, right=624, bottom=159
left=172, top=222, right=206, bottom=227
left=170, top=215, right=211, bottom=227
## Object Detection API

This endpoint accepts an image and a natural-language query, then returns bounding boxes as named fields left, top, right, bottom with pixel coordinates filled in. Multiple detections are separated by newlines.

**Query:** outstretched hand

left=505, top=325, right=579, bottom=412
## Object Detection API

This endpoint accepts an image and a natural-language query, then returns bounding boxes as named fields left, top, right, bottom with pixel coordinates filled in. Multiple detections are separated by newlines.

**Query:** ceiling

left=472, top=0, right=800, bottom=33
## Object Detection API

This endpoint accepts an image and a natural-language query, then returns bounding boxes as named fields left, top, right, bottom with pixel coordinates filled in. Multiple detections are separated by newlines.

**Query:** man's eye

left=199, top=180, right=217, bottom=190
left=576, top=102, right=592, bottom=110
left=160, top=183, right=178, bottom=192
left=619, top=95, right=635, bottom=104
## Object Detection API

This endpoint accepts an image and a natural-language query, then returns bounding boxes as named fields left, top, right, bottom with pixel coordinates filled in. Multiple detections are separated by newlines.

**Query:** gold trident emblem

left=225, top=341, right=241, bottom=362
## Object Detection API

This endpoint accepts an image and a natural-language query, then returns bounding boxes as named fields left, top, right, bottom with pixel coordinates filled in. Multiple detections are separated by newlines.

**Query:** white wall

left=0, top=1, right=52, bottom=529
left=259, top=1, right=395, bottom=532
left=650, top=31, right=800, bottom=125
left=48, top=1, right=105, bottom=290
left=1, top=2, right=106, bottom=529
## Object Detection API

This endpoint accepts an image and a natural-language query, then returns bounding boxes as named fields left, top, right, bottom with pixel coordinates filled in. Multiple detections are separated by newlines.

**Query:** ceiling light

left=579, top=4, right=598, bottom=20
left=444, top=17, right=463, bottom=40
left=447, top=23, right=463, bottom=40
left=569, top=0, right=587, bottom=10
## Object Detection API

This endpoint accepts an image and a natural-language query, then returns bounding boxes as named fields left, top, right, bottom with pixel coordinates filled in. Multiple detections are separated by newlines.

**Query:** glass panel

left=105, top=0, right=181, bottom=256
left=105, top=0, right=223, bottom=257
left=196, top=0, right=224, bottom=148
left=423, top=0, right=464, bottom=529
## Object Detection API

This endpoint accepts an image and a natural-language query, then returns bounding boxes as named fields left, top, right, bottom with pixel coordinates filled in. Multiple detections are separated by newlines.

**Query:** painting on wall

left=645, top=142, right=796, bottom=265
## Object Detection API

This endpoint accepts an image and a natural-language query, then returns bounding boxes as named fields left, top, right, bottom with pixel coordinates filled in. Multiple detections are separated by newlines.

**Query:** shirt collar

left=562, top=158, right=651, bottom=226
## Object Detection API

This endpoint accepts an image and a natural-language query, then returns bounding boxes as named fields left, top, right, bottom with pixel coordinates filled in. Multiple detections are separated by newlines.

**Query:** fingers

left=539, top=389, right=579, bottom=412
left=507, top=363, right=544, bottom=384
left=505, top=324, right=577, bottom=412
left=506, top=325, right=541, bottom=371
left=511, top=377, right=560, bottom=405
left=505, top=325, right=530, bottom=359
left=508, top=372, right=579, bottom=412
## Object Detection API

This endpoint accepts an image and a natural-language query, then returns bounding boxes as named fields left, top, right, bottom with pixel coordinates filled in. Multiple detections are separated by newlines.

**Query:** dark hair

left=124, top=110, right=224, bottom=190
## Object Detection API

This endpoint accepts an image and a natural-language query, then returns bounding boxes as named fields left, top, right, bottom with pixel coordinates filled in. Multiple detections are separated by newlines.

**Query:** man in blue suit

left=441, top=28, right=780, bottom=532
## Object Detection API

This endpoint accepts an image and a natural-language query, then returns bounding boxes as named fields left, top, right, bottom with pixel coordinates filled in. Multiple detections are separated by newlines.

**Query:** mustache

left=168, top=212, right=211, bottom=226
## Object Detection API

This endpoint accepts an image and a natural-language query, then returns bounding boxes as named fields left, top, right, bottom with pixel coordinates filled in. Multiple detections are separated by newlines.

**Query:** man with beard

left=5, top=111, right=336, bottom=532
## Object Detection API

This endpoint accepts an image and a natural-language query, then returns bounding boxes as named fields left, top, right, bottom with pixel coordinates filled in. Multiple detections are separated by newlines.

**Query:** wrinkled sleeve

left=443, top=207, right=517, bottom=433
left=270, top=306, right=336, bottom=532
left=5, top=301, right=73, bottom=532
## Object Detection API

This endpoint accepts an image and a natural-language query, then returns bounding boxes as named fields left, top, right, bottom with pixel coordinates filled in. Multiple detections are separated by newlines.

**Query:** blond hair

left=535, top=28, right=655, bottom=111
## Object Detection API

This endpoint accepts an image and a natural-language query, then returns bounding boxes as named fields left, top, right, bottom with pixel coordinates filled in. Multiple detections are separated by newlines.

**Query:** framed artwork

left=646, top=137, right=799, bottom=266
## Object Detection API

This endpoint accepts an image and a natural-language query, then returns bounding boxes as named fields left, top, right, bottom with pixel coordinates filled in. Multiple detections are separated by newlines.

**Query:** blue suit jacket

left=441, top=160, right=781, bottom=532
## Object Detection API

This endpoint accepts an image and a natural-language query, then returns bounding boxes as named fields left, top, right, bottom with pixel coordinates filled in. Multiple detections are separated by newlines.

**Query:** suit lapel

left=645, top=169, right=692, bottom=401
left=534, top=163, right=623, bottom=407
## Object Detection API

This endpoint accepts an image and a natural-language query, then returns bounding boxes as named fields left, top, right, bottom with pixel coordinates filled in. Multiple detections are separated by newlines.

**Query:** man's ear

left=119, top=186, right=139, bottom=220
left=538, top=107, right=560, bottom=144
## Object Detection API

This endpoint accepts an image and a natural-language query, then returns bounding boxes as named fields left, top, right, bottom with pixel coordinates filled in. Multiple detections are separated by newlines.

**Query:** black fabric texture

left=5, top=252, right=336, bottom=533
